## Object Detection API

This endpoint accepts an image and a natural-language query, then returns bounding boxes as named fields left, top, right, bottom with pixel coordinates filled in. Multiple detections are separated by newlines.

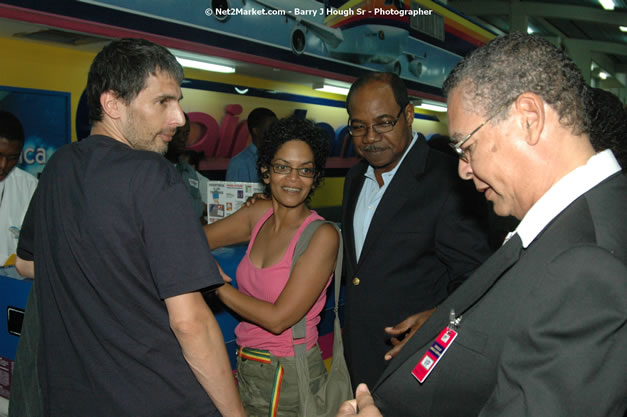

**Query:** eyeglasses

left=348, top=105, right=407, bottom=137
left=449, top=102, right=510, bottom=162
left=271, top=163, right=316, bottom=178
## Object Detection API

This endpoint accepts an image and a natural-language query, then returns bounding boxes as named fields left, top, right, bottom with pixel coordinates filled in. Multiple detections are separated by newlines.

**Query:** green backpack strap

left=290, top=219, right=343, bottom=341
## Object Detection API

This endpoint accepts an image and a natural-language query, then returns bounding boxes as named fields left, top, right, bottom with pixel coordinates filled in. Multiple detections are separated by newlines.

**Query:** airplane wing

left=255, top=0, right=344, bottom=48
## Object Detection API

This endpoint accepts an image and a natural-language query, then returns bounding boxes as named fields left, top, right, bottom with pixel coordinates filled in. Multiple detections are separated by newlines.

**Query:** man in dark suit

left=341, top=72, right=492, bottom=389
left=337, top=33, right=627, bottom=417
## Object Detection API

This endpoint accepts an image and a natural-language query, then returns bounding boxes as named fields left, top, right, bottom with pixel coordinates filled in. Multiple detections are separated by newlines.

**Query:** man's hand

left=336, top=384, right=383, bottom=417
left=384, top=307, right=436, bottom=361
left=243, top=192, right=269, bottom=208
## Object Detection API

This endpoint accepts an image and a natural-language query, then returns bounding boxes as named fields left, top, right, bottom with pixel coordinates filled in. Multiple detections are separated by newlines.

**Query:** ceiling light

left=598, top=0, right=615, bottom=10
left=314, top=84, right=350, bottom=96
left=620, top=26, right=627, bottom=32
left=415, top=102, right=447, bottom=112
left=598, top=71, right=610, bottom=80
left=175, top=57, right=235, bottom=73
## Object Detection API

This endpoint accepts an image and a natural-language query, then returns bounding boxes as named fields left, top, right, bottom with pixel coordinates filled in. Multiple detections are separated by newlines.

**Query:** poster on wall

left=0, top=86, right=71, bottom=177
left=207, top=181, right=265, bottom=223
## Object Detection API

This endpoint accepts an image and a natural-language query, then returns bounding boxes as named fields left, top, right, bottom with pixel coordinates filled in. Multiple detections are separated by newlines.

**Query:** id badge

left=411, top=311, right=460, bottom=384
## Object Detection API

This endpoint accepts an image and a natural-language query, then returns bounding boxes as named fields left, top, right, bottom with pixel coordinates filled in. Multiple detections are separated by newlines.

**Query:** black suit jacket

left=372, top=172, right=627, bottom=417
left=341, top=135, right=493, bottom=388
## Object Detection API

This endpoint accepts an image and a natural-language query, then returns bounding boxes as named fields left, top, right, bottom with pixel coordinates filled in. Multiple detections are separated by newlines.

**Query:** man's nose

left=458, top=158, right=473, bottom=180
left=172, top=103, right=185, bottom=127
left=363, top=126, right=380, bottom=143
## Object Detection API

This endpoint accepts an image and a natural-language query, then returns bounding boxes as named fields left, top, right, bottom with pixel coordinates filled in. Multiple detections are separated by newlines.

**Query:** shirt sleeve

left=134, top=160, right=222, bottom=299
left=225, top=155, right=244, bottom=182
left=197, top=172, right=209, bottom=204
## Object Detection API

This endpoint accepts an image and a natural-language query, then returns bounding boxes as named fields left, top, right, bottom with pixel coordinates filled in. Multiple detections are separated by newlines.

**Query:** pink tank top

left=234, top=207, right=332, bottom=357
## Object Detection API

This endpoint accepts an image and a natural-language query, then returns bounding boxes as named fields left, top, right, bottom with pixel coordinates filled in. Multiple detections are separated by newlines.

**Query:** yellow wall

left=1, top=37, right=94, bottom=143
left=1, top=35, right=449, bottom=140
left=1, top=36, right=449, bottom=207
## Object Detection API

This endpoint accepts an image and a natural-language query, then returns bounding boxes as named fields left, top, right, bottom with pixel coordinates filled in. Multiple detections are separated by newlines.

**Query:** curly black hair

left=0, top=110, right=24, bottom=143
left=584, top=86, right=627, bottom=168
left=443, top=33, right=588, bottom=135
left=257, top=116, right=329, bottom=200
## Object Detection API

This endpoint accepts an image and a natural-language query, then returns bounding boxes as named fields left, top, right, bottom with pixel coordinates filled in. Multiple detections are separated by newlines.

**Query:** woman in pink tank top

left=203, top=117, right=339, bottom=416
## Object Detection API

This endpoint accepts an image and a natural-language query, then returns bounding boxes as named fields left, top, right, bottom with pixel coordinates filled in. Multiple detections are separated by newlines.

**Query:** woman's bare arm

left=203, top=199, right=271, bottom=249
left=217, top=223, right=339, bottom=334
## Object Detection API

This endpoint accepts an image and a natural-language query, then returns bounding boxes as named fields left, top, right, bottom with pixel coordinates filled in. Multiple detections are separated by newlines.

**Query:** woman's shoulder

left=307, top=218, right=340, bottom=246
left=246, top=199, right=273, bottom=225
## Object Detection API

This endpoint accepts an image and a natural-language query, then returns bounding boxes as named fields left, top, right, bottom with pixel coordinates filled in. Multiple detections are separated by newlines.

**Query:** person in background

left=341, top=72, right=492, bottom=389
left=348, top=33, right=626, bottom=417
left=204, top=116, right=339, bottom=416
left=585, top=86, right=627, bottom=169
left=14, top=38, right=245, bottom=417
left=165, top=112, right=210, bottom=223
left=1, top=110, right=41, bottom=417
left=0, top=110, right=38, bottom=266
left=226, top=107, right=277, bottom=182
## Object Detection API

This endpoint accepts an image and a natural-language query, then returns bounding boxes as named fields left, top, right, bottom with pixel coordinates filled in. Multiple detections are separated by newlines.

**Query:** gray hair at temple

left=443, top=32, right=588, bottom=136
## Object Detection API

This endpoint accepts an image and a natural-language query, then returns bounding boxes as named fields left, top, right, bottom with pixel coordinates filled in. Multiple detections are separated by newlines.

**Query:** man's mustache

left=363, top=145, right=386, bottom=152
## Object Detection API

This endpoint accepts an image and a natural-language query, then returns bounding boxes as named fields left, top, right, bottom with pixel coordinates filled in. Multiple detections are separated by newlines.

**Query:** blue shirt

left=226, top=143, right=259, bottom=182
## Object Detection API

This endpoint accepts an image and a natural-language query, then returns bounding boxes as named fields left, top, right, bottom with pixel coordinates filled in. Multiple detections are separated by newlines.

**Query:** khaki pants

left=236, top=346, right=327, bottom=417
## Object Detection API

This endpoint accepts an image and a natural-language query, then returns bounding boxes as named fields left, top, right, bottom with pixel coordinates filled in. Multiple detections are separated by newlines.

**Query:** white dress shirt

left=506, top=150, right=621, bottom=248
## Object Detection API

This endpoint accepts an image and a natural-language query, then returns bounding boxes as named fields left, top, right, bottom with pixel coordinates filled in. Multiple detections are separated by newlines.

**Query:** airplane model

left=209, top=0, right=489, bottom=84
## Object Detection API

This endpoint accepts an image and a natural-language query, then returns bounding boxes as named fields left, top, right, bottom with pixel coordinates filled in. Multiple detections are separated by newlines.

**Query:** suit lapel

left=374, top=234, right=524, bottom=387
left=357, top=138, right=429, bottom=269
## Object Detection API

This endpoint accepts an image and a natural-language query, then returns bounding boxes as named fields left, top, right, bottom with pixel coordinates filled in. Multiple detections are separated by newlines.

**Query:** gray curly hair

left=443, top=32, right=588, bottom=135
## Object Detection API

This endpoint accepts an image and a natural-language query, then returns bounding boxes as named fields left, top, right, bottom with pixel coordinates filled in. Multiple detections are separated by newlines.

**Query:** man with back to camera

left=341, top=71, right=493, bottom=389
left=337, top=33, right=627, bottom=417
left=0, top=110, right=38, bottom=266
left=226, top=107, right=277, bottom=182
left=14, top=38, right=246, bottom=417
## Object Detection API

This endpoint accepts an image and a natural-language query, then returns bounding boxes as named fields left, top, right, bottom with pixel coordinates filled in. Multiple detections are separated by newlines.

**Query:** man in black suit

left=337, top=33, right=627, bottom=417
left=341, top=72, right=492, bottom=389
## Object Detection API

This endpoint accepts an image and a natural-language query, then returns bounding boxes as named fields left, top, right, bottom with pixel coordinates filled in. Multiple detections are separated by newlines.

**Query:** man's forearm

left=169, top=295, right=246, bottom=417
left=15, top=256, right=35, bottom=278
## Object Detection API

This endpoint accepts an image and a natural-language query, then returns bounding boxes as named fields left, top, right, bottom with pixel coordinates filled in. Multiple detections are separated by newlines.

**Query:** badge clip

left=411, top=308, right=461, bottom=384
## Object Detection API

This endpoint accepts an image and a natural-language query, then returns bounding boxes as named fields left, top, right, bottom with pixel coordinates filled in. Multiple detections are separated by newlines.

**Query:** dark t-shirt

left=18, top=135, right=222, bottom=417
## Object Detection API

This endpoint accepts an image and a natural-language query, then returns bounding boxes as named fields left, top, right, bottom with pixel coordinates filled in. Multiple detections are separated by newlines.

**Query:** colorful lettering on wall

left=185, top=106, right=355, bottom=170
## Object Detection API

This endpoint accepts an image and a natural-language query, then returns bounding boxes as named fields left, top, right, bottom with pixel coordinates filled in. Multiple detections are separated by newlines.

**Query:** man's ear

left=100, top=90, right=123, bottom=120
left=514, top=92, right=544, bottom=146
left=404, top=102, right=414, bottom=128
